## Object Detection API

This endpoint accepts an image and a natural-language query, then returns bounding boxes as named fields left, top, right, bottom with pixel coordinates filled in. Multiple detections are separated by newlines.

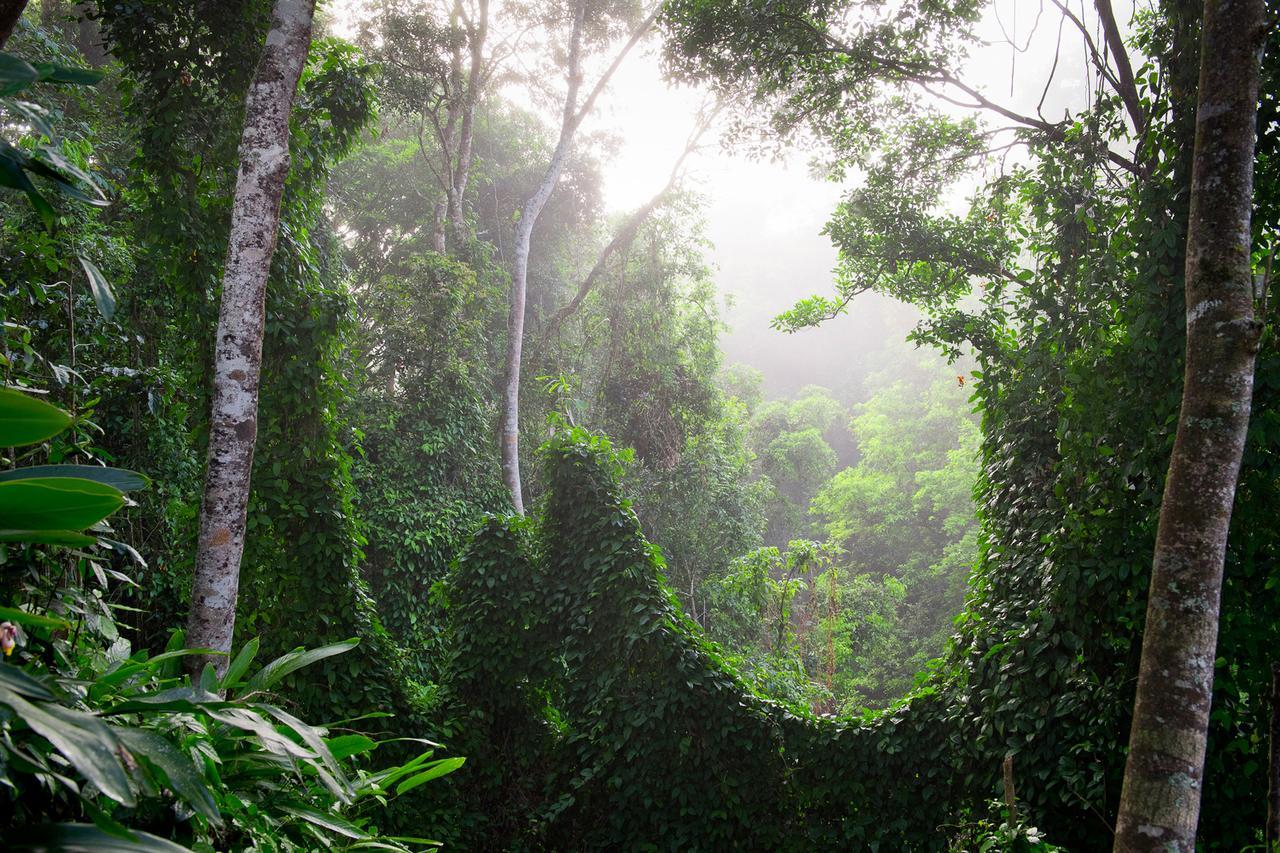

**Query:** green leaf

left=78, top=257, right=116, bottom=321
left=0, top=685, right=134, bottom=806
left=278, top=804, right=367, bottom=840
left=0, top=53, right=39, bottom=97
left=0, top=388, right=72, bottom=446
left=240, top=638, right=359, bottom=695
left=325, top=733, right=377, bottom=760
left=394, top=757, right=465, bottom=794
left=7, top=823, right=192, bottom=852
left=219, top=637, right=260, bottom=692
left=0, top=664, right=56, bottom=700
left=0, top=465, right=150, bottom=492
left=0, top=529, right=99, bottom=546
left=115, top=728, right=220, bottom=825
left=0, top=606, right=70, bottom=631
left=0, top=477, right=124, bottom=532
left=0, top=471, right=124, bottom=532
left=29, top=61, right=105, bottom=87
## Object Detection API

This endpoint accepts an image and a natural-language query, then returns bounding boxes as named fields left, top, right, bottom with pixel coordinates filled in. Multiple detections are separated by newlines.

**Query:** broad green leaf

left=219, top=636, right=259, bottom=692
left=116, top=728, right=220, bottom=825
left=394, top=757, right=465, bottom=795
left=257, top=703, right=350, bottom=800
left=0, top=685, right=134, bottom=805
left=29, top=61, right=105, bottom=87
left=105, top=686, right=231, bottom=716
left=0, top=141, right=56, bottom=229
left=7, top=823, right=192, bottom=852
left=0, top=606, right=70, bottom=631
left=0, top=529, right=99, bottom=546
left=278, top=804, right=367, bottom=839
left=325, top=733, right=377, bottom=760
left=78, top=257, right=116, bottom=321
left=0, top=477, right=124, bottom=531
left=0, top=387, right=71, bottom=446
left=240, top=638, right=359, bottom=695
left=0, top=464, right=150, bottom=491
left=0, top=664, right=56, bottom=700
left=0, top=53, right=39, bottom=97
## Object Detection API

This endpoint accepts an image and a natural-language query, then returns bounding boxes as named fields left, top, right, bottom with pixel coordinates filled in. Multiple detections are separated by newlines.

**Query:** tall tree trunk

left=499, top=1, right=658, bottom=511
left=186, top=0, right=314, bottom=675
left=500, top=0, right=586, bottom=514
left=0, top=0, right=29, bottom=48
left=446, top=0, right=487, bottom=250
left=1113, top=1, right=1266, bottom=848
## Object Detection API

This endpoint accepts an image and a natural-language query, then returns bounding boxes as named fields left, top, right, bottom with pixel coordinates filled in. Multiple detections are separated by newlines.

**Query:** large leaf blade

left=240, top=638, right=359, bottom=696
left=116, top=728, right=220, bottom=825
left=0, top=685, right=135, bottom=805
left=8, top=823, right=192, bottom=852
left=0, top=464, right=150, bottom=492
left=0, top=477, right=125, bottom=531
left=0, top=387, right=71, bottom=446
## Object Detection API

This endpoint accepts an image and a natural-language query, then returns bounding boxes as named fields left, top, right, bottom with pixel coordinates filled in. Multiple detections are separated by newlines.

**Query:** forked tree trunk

left=1113, top=0, right=1267, bottom=848
left=186, top=0, right=315, bottom=675
left=499, top=1, right=658, bottom=512
left=500, top=0, right=586, bottom=514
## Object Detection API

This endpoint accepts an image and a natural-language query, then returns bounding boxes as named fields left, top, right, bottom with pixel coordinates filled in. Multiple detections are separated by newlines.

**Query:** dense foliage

left=1, top=0, right=1276, bottom=849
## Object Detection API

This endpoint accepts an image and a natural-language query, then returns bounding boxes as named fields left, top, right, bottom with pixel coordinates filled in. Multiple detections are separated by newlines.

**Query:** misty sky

left=334, top=0, right=1135, bottom=400
left=585, top=0, right=1133, bottom=399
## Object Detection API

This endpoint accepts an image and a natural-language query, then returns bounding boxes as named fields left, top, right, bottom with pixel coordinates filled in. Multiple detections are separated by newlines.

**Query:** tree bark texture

left=186, top=0, right=314, bottom=674
left=0, top=0, right=29, bottom=48
left=1113, top=1, right=1266, bottom=849
left=499, top=1, right=658, bottom=512
left=500, top=0, right=587, bottom=514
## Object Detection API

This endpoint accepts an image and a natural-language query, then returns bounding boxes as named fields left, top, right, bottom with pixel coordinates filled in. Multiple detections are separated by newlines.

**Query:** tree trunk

left=186, top=0, right=314, bottom=675
left=500, top=0, right=586, bottom=514
left=446, top=0, right=487, bottom=250
left=0, top=0, right=29, bottom=48
left=1113, top=1, right=1266, bottom=849
left=499, top=1, right=658, bottom=511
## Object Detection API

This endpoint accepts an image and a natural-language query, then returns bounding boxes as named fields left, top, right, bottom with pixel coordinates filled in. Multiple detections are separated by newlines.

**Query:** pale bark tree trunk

left=1113, top=1, right=1267, bottom=848
left=0, top=0, right=29, bottom=48
left=186, top=0, right=314, bottom=675
left=446, top=0, right=486, bottom=249
left=499, top=1, right=658, bottom=512
left=424, top=0, right=488, bottom=254
left=534, top=108, right=713, bottom=356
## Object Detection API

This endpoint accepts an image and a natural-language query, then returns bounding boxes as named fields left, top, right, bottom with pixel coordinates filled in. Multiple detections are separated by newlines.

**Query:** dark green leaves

left=0, top=53, right=103, bottom=97
left=0, top=685, right=135, bottom=806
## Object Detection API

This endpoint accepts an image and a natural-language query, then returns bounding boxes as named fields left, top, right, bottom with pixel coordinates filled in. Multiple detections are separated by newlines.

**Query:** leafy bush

left=0, top=387, right=461, bottom=851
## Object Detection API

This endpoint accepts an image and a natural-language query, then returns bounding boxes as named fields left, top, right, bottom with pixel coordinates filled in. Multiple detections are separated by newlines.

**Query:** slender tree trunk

left=499, top=1, right=658, bottom=511
left=500, top=0, right=586, bottom=514
left=446, top=0, right=486, bottom=249
left=186, top=0, right=314, bottom=675
left=1113, top=1, right=1266, bottom=848
left=0, top=0, right=29, bottom=48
